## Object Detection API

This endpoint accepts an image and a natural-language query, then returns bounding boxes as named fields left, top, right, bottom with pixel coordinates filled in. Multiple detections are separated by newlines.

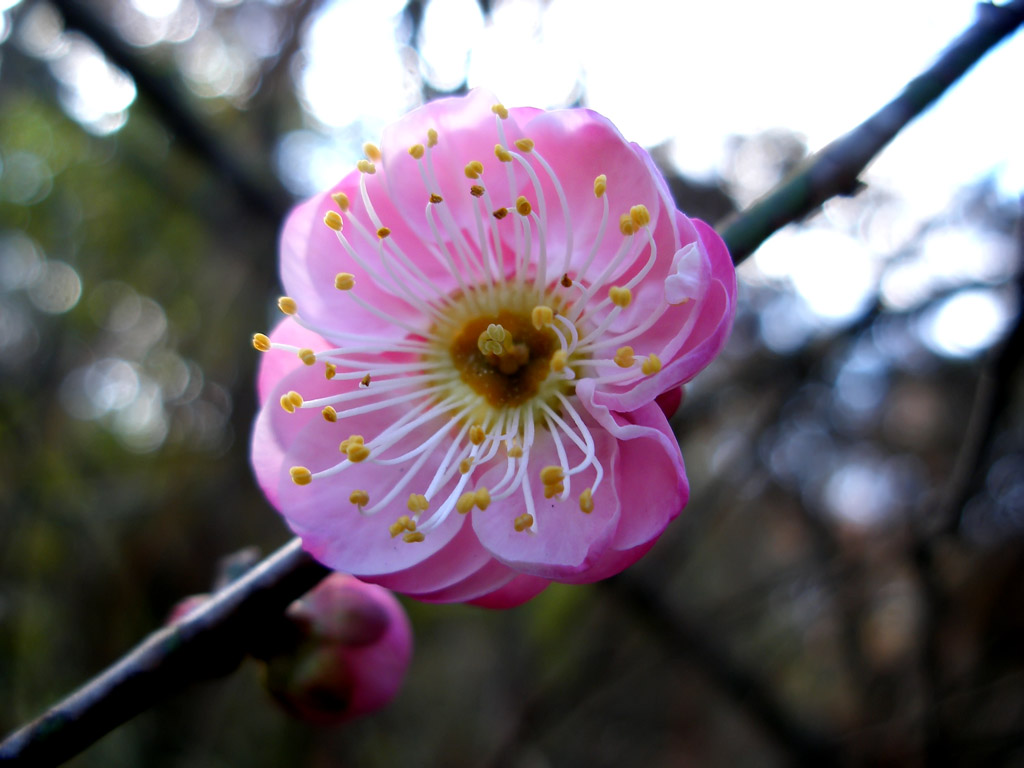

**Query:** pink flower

left=265, top=573, right=412, bottom=723
left=251, top=90, right=736, bottom=608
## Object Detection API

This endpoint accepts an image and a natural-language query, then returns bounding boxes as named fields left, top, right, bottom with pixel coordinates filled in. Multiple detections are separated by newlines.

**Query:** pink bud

left=265, top=574, right=412, bottom=723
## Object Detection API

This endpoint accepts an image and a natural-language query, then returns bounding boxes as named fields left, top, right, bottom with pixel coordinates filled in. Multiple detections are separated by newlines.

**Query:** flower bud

left=263, top=574, right=412, bottom=723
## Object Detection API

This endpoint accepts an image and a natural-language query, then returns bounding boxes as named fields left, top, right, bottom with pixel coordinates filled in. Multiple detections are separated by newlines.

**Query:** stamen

left=609, top=286, right=632, bottom=307
left=464, top=161, right=484, bottom=179
left=298, top=348, right=317, bottom=366
left=331, top=192, right=350, bottom=211
left=409, top=144, right=425, bottom=159
left=407, top=494, right=429, bottom=513
left=404, top=531, right=425, bottom=543
left=324, top=211, right=343, bottom=231
left=279, top=390, right=303, bottom=413
left=429, top=193, right=443, bottom=204
left=357, top=159, right=376, bottom=174
left=322, top=406, right=338, bottom=422
left=427, top=128, right=438, bottom=147
left=470, top=185, right=485, bottom=197
left=594, top=174, right=607, bottom=198
left=456, top=492, right=476, bottom=514
left=579, top=488, right=594, bottom=513
left=278, top=296, right=297, bottom=315
left=514, top=138, right=534, bottom=152
left=641, top=354, right=662, bottom=375
left=363, top=142, right=382, bottom=161
left=325, top=363, right=337, bottom=380
left=252, top=333, right=271, bottom=351
left=377, top=227, right=391, bottom=239
left=474, top=487, right=491, bottom=510
left=550, top=349, right=568, bottom=373
left=515, top=196, right=532, bottom=216
left=614, top=346, right=635, bottom=367
left=290, top=466, right=312, bottom=485
left=494, top=144, right=513, bottom=163
left=513, top=513, right=534, bottom=532
left=350, top=489, right=369, bottom=509
left=335, top=273, right=356, bottom=290
left=531, top=305, right=553, bottom=329
left=491, top=103, right=509, bottom=119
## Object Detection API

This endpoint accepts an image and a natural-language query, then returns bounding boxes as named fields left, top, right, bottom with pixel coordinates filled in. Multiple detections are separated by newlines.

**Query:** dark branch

left=2, top=6, right=1022, bottom=766
left=48, top=0, right=292, bottom=221
left=720, top=0, right=1024, bottom=265
left=0, top=540, right=330, bottom=768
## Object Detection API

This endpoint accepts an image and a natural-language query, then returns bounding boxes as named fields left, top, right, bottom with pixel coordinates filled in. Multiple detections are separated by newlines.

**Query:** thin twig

left=47, top=0, right=292, bottom=221
left=2, top=6, right=1022, bottom=766
left=0, top=540, right=330, bottom=768
left=720, top=0, right=1024, bottom=266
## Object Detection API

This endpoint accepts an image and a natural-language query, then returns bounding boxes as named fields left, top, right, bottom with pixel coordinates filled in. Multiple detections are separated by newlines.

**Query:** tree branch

left=47, top=0, right=292, bottom=221
left=0, top=540, right=330, bottom=768
left=2, top=4, right=1022, bottom=765
left=720, top=0, right=1024, bottom=265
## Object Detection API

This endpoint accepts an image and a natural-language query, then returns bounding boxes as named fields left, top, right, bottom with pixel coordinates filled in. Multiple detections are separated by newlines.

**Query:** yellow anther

left=469, top=424, right=486, bottom=446
left=360, top=374, right=372, bottom=388
left=322, top=406, right=338, bottom=423
left=491, top=103, right=509, bottom=119
left=508, top=441, right=523, bottom=458
left=350, top=489, right=369, bottom=509
left=377, top=226, right=391, bottom=239
left=630, top=204, right=651, bottom=228
left=513, top=513, right=534, bottom=532
left=252, top=333, right=271, bottom=351
left=492, top=207, right=509, bottom=220
left=363, top=142, right=381, bottom=161
left=619, top=213, right=636, bottom=236
left=474, top=487, right=490, bottom=510
left=325, top=362, right=337, bottom=380
left=278, top=296, right=297, bottom=315
left=403, top=531, right=425, bottom=543
left=388, top=521, right=403, bottom=538
left=614, top=346, right=635, bottom=368
left=561, top=273, right=573, bottom=288
left=478, top=323, right=512, bottom=356
left=464, top=161, right=484, bottom=179
left=339, top=434, right=364, bottom=453
left=470, top=184, right=485, bottom=198
left=532, top=305, right=554, bottom=329
left=459, top=457, right=474, bottom=474
left=494, top=145, right=513, bottom=163
left=543, top=482, right=564, bottom=499
left=357, top=159, right=376, bottom=174
left=456, top=492, right=476, bottom=514
left=427, top=128, right=438, bottom=147
left=298, top=348, right=316, bottom=366
left=429, top=193, right=444, bottom=204
left=515, top=196, right=532, bottom=216
left=335, top=272, right=356, bottom=291
left=287, top=391, right=303, bottom=408
left=579, top=488, right=594, bottom=514
left=347, top=443, right=370, bottom=463
left=280, top=394, right=295, bottom=413
left=324, top=210, right=343, bottom=231
left=594, top=174, right=607, bottom=198
left=540, top=465, right=564, bottom=486
left=514, top=138, right=534, bottom=152
left=409, top=143, right=425, bottom=159
left=399, top=515, right=416, bottom=531
left=407, top=493, right=429, bottom=513
left=290, top=466, right=312, bottom=486
left=550, top=349, right=568, bottom=373
left=641, top=354, right=662, bottom=375
left=609, top=286, right=632, bottom=308
left=331, top=192, right=350, bottom=211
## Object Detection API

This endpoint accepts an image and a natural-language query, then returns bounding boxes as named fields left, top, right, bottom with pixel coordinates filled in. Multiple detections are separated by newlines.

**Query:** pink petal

left=471, top=414, right=621, bottom=580
left=468, top=573, right=550, bottom=609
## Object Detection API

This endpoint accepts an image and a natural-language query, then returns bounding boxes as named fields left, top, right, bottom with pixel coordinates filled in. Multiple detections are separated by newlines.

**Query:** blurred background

left=1, top=0, right=1022, bottom=765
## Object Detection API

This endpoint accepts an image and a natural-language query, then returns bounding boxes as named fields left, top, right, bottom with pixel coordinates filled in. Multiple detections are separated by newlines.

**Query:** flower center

left=451, top=312, right=558, bottom=407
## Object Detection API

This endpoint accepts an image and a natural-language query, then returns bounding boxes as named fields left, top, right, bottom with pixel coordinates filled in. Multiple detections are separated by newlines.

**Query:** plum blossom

left=251, top=90, right=736, bottom=608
